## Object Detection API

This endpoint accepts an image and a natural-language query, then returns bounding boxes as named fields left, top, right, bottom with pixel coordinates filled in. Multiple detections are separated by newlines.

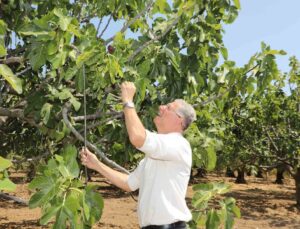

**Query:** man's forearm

left=124, top=107, right=146, bottom=148
left=94, top=160, right=131, bottom=192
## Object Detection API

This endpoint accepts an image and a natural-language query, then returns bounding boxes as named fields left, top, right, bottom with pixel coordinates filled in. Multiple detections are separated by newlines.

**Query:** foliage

left=186, top=123, right=223, bottom=171
left=28, top=145, right=103, bottom=228
left=0, top=156, right=16, bottom=191
left=1, top=0, right=284, bottom=170
left=0, top=0, right=297, bottom=226
left=189, top=182, right=240, bottom=229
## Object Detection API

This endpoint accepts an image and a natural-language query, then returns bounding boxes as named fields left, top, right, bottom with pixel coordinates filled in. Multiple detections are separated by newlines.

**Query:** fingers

left=80, top=147, right=89, bottom=165
left=121, top=81, right=136, bottom=103
left=80, top=147, right=90, bottom=155
left=121, top=81, right=135, bottom=90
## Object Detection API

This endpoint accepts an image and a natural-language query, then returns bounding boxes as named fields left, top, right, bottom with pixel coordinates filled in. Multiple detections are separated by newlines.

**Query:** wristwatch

left=123, top=101, right=135, bottom=109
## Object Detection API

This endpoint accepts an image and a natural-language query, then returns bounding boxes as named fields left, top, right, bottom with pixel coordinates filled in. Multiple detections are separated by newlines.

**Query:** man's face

left=154, top=101, right=183, bottom=133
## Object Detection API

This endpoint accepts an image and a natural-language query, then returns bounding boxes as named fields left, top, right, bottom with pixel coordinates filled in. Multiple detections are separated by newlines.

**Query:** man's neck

left=157, top=129, right=183, bottom=134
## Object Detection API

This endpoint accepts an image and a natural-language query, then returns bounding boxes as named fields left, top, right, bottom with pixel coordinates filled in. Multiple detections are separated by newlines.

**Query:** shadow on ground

left=0, top=220, right=48, bottom=229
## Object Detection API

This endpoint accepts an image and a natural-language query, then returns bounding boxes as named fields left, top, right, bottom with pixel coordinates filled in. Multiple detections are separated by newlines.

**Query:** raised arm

left=121, top=82, right=146, bottom=148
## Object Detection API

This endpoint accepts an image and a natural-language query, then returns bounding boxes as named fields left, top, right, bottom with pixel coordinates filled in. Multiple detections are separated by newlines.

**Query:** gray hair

left=175, top=99, right=196, bottom=131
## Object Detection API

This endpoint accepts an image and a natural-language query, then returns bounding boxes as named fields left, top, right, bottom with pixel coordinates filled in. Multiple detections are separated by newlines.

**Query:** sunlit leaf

left=54, top=8, right=72, bottom=31
left=0, top=64, right=23, bottom=94
left=41, top=103, right=53, bottom=125
left=0, top=178, right=16, bottom=191
left=0, top=156, right=12, bottom=171
left=233, top=0, right=241, bottom=9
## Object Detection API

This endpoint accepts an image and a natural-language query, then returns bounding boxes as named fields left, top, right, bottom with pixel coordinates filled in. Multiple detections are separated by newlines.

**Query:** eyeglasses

left=166, top=104, right=183, bottom=119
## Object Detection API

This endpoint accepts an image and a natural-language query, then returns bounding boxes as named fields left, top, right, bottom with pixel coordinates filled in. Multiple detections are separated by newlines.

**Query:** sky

left=223, top=0, right=300, bottom=72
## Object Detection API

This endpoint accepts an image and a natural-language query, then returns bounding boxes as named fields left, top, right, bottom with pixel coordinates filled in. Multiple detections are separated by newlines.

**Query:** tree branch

left=264, top=128, right=279, bottom=152
left=0, top=192, right=28, bottom=205
left=7, top=47, right=26, bottom=56
left=242, top=142, right=295, bottom=170
left=0, top=56, right=24, bottom=65
left=104, top=0, right=155, bottom=45
left=0, top=107, right=24, bottom=118
left=127, top=17, right=180, bottom=62
left=196, top=89, right=229, bottom=107
left=270, top=125, right=280, bottom=139
left=73, top=110, right=122, bottom=122
left=78, top=113, right=123, bottom=133
left=0, top=106, right=42, bottom=128
left=12, top=151, right=50, bottom=164
left=259, top=164, right=281, bottom=171
left=62, top=103, right=129, bottom=174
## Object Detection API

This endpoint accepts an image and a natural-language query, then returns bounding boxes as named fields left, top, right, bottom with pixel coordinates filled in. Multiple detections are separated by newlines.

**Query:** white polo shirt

left=127, top=130, right=192, bottom=227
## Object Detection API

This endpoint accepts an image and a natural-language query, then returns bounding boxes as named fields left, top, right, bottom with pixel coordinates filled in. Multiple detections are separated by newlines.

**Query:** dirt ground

left=0, top=172, right=299, bottom=229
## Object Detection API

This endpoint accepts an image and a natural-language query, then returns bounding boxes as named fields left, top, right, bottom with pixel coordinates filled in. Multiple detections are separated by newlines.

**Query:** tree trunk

left=275, top=166, right=285, bottom=184
left=295, top=167, right=300, bottom=209
left=195, top=168, right=207, bottom=178
left=235, top=168, right=247, bottom=184
left=225, top=167, right=235, bottom=178
left=256, top=169, right=264, bottom=178
left=26, top=163, right=36, bottom=182
left=189, top=168, right=206, bottom=182
left=246, top=170, right=252, bottom=176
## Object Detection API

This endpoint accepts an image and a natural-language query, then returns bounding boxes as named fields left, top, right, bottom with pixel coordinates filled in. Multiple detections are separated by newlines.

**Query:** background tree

left=216, top=56, right=299, bottom=206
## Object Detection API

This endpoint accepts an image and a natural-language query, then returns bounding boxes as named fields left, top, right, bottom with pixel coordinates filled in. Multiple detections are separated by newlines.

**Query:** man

left=80, top=82, right=196, bottom=229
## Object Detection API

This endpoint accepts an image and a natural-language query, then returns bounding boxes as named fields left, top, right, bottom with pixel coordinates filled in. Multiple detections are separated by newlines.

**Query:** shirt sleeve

left=127, top=159, right=145, bottom=191
left=137, top=130, right=187, bottom=161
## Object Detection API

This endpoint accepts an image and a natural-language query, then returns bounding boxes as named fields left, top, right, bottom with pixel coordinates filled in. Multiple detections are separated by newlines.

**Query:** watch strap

left=123, top=101, right=135, bottom=109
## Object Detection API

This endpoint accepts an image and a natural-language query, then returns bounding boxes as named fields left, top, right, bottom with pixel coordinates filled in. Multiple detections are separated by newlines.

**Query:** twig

left=62, top=103, right=129, bottom=174
left=81, top=13, right=98, bottom=23
left=99, top=15, right=113, bottom=39
left=270, top=126, right=280, bottom=139
left=218, top=117, right=236, bottom=127
left=70, top=44, right=80, bottom=54
left=76, top=1, right=83, bottom=23
left=96, top=16, right=104, bottom=37
left=16, top=66, right=31, bottom=76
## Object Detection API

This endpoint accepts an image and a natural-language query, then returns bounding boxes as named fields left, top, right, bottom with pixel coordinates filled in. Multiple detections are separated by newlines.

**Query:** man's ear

left=179, top=118, right=184, bottom=130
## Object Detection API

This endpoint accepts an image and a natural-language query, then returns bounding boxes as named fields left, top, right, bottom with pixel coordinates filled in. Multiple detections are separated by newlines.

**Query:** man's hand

left=121, top=81, right=136, bottom=103
left=80, top=147, right=100, bottom=171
